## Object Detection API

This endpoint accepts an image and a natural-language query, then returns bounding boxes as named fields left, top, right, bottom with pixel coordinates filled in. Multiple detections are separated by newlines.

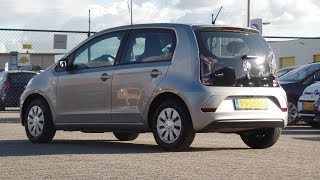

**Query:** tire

left=287, top=101, right=299, bottom=125
left=151, top=100, right=196, bottom=151
left=24, top=99, right=56, bottom=143
left=240, top=128, right=282, bottom=149
left=113, top=132, right=139, bottom=141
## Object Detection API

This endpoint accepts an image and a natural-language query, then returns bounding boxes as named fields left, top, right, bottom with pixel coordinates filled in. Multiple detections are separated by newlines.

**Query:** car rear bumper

left=183, top=86, right=288, bottom=132
left=200, top=119, right=285, bottom=133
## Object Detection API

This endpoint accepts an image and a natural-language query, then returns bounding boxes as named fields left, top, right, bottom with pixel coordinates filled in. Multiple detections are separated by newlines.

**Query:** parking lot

left=0, top=111, right=319, bottom=179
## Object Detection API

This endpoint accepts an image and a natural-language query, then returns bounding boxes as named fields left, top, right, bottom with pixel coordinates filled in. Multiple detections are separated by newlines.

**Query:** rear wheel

left=240, top=128, right=282, bottom=149
left=24, top=99, right=56, bottom=143
left=152, top=100, right=195, bottom=151
left=113, top=132, right=139, bottom=141
left=287, top=101, right=298, bottom=125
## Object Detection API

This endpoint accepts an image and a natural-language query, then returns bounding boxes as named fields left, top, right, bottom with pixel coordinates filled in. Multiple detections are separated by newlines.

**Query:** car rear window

left=195, top=29, right=277, bottom=87
left=8, top=73, right=36, bottom=84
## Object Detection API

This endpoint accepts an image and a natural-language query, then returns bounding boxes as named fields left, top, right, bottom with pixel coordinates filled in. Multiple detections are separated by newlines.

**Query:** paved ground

left=0, top=111, right=320, bottom=179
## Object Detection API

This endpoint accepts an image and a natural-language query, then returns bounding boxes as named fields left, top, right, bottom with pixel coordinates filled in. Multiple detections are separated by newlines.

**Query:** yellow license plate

left=234, top=98, right=268, bottom=110
left=302, top=102, right=314, bottom=111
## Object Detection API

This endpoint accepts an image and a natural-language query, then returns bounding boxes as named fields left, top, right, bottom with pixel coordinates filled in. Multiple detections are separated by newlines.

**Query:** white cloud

left=0, top=0, right=319, bottom=37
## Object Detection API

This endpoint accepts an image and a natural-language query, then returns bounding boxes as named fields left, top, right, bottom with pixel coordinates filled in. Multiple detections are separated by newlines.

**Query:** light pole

left=247, top=0, right=250, bottom=27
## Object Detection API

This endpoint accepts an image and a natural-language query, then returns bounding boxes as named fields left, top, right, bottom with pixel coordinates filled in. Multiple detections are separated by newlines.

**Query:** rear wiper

left=241, top=55, right=258, bottom=59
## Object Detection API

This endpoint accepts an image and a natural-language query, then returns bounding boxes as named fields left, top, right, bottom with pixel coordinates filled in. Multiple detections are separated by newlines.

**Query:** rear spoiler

left=194, top=27, right=259, bottom=34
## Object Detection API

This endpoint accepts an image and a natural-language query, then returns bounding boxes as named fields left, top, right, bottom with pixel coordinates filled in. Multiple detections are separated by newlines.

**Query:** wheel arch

left=147, top=92, right=192, bottom=130
left=21, top=93, right=52, bottom=126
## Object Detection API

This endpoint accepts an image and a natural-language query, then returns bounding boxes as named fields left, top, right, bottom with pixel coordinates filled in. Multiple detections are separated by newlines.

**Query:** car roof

left=94, top=23, right=259, bottom=38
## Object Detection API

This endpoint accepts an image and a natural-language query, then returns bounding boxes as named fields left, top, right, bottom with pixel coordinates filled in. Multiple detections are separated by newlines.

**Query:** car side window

left=73, top=31, right=125, bottom=70
left=121, top=29, right=176, bottom=64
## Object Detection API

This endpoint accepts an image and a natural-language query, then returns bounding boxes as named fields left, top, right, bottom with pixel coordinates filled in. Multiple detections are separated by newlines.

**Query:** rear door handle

left=100, top=73, right=111, bottom=81
left=150, top=69, right=162, bottom=78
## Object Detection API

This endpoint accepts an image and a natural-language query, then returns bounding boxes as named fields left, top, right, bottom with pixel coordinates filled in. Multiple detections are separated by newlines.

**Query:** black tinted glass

left=8, top=73, right=36, bottom=84
left=121, top=29, right=176, bottom=64
left=196, top=30, right=276, bottom=87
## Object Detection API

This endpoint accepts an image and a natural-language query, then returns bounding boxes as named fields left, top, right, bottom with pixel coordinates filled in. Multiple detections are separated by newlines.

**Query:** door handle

left=150, top=69, right=162, bottom=78
left=100, top=73, right=111, bottom=81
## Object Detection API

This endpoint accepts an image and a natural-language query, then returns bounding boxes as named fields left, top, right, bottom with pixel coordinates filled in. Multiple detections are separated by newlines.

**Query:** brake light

left=201, top=108, right=217, bottom=112
left=200, top=54, right=215, bottom=86
left=3, top=82, right=11, bottom=90
left=222, top=27, right=243, bottom=31
left=281, top=108, right=287, bottom=112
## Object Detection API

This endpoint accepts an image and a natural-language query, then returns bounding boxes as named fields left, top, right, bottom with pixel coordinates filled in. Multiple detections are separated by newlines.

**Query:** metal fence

left=1, top=28, right=320, bottom=122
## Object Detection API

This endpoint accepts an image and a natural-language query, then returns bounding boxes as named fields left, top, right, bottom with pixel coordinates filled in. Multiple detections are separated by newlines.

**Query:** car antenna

left=212, top=6, right=223, bottom=25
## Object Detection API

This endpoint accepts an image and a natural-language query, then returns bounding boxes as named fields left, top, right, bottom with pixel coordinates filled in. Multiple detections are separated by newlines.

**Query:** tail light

left=3, top=82, right=11, bottom=90
left=200, top=54, right=215, bottom=86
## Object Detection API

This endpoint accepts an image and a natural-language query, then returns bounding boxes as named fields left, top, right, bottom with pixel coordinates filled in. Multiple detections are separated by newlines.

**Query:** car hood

left=304, top=82, right=320, bottom=93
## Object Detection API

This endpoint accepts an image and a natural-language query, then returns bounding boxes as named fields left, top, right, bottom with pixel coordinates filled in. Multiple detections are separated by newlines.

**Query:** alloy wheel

left=287, top=102, right=298, bottom=124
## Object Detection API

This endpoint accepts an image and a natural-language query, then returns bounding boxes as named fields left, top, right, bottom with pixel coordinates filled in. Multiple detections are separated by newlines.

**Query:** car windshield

left=278, top=64, right=320, bottom=82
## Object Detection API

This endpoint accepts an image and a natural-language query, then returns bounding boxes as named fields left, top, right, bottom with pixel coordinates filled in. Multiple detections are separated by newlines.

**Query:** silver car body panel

left=21, top=23, right=288, bottom=133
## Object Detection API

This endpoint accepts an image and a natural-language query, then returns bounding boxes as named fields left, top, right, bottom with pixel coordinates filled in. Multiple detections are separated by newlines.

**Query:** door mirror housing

left=59, top=60, right=67, bottom=69
left=56, top=59, right=71, bottom=71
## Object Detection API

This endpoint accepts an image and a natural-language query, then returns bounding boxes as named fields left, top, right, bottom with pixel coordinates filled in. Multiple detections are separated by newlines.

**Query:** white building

left=268, top=38, right=320, bottom=68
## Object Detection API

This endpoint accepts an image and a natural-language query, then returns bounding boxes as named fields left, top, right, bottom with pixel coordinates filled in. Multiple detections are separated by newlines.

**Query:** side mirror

left=56, top=59, right=69, bottom=71
left=59, top=60, right=67, bottom=69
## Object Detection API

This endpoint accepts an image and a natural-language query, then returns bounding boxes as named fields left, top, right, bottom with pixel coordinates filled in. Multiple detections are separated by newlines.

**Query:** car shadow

left=282, top=126, right=320, bottom=135
left=0, top=139, right=248, bottom=157
left=293, top=137, right=320, bottom=142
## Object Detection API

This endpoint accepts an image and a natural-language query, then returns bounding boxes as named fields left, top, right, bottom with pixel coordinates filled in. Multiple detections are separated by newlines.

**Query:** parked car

left=20, top=23, right=287, bottom=151
left=311, top=97, right=320, bottom=128
left=279, top=63, right=320, bottom=125
left=0, top=70, right=37, bottom=111
left=298, top=82, right=320, bottom=127
left=277, top=66, right=298, bottom=78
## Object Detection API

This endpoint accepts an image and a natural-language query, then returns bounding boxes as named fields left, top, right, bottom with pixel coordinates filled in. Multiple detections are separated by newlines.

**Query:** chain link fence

left=0, top=29, right=92, bottom=122
left=1, top=28, right=320, bottom=122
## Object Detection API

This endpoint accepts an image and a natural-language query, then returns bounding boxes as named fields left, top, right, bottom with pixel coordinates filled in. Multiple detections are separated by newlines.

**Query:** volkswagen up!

left=20, top=24, right=288, bottom=151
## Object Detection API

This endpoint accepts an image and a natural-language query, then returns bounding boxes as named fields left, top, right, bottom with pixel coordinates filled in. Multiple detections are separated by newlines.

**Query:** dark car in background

left=277, top=66, right=298, bottom=78
left=0, top=71, right=37, bottom=111
left=279, top=63, right=320, bottom=125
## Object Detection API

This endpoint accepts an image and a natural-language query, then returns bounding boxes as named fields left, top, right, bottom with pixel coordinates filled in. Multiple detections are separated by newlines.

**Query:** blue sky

left=0, top=0, right=320, bottom=37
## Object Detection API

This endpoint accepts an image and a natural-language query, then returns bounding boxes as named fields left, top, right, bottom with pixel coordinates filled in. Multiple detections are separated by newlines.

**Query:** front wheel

left=240, top=128, right=282, bottom=149
left=24, top=99, right=56, bottom=143
left=113, top=132, right=139, bottom=141
left=152, top=100, right=196, bottom=151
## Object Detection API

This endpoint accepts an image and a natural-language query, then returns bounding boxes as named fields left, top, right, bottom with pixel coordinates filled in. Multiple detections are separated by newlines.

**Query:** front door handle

left=150, top=69, right=162, bottom=78
left=100, top=73, right=111, bottom=81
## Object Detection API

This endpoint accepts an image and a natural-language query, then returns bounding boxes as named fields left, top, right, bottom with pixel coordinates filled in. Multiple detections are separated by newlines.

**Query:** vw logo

left=243, top=60, right=251, bottom=72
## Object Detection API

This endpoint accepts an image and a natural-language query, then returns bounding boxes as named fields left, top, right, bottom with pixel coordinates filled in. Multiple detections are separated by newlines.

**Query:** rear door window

left=120, top=29, right=176, bottom=64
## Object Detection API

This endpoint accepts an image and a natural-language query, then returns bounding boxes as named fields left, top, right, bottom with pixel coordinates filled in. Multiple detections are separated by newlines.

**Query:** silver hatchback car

left=21, top=23, right=287, bottom=151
